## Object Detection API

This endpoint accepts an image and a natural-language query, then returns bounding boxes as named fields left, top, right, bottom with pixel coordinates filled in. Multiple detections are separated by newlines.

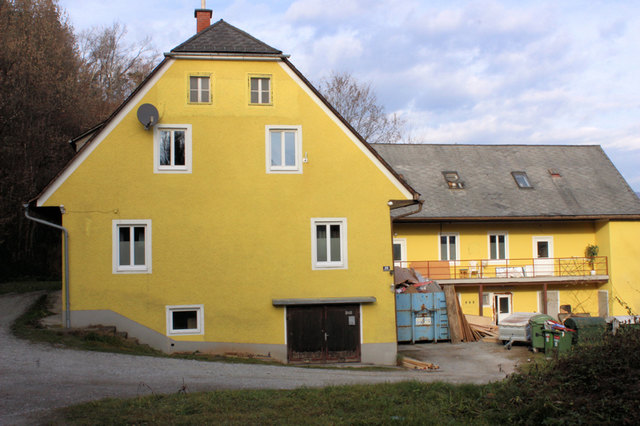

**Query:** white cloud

left=285, top=0, right=366, bottom=21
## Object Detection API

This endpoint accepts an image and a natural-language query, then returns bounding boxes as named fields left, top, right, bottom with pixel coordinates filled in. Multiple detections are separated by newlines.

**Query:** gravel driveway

left=0, top=292, right=523, bottom=425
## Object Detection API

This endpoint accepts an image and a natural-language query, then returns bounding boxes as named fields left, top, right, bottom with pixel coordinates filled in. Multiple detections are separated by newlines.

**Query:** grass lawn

left=53, top=382, right=490, bottom=425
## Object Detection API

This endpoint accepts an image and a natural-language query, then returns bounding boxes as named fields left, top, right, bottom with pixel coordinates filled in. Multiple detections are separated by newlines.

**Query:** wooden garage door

left=287, top=304, right=360, bottom=363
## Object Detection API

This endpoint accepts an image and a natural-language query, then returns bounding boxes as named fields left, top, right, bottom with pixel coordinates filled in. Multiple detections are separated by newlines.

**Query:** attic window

left=442, top=171, right=464, bottom=189
left=512, top=171, right=532, bottom=188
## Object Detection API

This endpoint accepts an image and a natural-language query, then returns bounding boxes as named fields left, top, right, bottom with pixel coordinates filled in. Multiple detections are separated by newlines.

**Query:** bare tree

left=0, top=0, right=86, bottom=279
left=78, top=22, right=159, bottom=117
left=317, top=71, right=405, bottom=144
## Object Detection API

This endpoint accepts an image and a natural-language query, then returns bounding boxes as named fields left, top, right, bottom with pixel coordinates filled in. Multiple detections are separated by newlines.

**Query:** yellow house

left=374, top=144, right=640, bottom=323
left=29, top=11, right=418, bottom=364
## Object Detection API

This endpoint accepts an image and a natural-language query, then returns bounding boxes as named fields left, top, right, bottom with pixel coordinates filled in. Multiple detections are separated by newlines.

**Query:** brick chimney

left=195, top=0, right=212, bottom=33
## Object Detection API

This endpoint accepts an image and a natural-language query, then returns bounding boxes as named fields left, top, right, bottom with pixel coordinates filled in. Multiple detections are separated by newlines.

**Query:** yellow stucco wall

left=597, top=221, right=640, bottom=315
left=395, top=221, right=611, bottom=318
left=395, top=221, right=597, bottom=261
left=43, top=58, right=410, bottom=347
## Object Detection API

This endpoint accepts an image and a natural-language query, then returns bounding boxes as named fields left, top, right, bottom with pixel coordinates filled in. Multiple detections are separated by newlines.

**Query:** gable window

left=189, top=75, right=210, bottom=103
left=439, top=233, right=459, bottom=261
left=166, top=305, right=204, bottom=335
left=489, top=233, right=508, bottom=260
left=266, top=126, right=302, bottom=173
left=154, top=125, right=192, bottom=173
left=311, top=218, right=347, bottom=270
left=512, top=171, right=532, bottom=188
left=250, top=76, right=271, bottom=104
left=113, top=220, right=151, bottom=273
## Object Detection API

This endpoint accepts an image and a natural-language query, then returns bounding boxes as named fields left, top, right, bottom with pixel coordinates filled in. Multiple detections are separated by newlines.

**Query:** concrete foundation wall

left=71, top=310, right=398, bottom=365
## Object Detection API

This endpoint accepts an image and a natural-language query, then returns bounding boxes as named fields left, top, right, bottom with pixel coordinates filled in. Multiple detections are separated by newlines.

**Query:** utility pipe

left=23, top=204, right=70, bottom=328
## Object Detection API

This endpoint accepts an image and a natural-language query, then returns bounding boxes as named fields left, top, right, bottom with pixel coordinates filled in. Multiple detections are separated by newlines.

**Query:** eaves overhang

left=164, top=51, right=289, bottom=61
left=31, top=57, right=173, bottom=206
left=394, top=214, right=640, bottom=223
left=280, top=58, right=420, bottom=201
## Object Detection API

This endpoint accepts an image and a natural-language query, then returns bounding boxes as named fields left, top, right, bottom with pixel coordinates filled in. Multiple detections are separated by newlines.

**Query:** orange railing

left=394, top=256, right=608, bottom=280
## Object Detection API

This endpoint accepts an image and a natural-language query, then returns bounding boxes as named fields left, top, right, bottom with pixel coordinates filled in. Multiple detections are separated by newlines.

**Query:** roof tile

left=171, top=19, right=282, bottom=55
left=373, top=144, right=640, bottom=219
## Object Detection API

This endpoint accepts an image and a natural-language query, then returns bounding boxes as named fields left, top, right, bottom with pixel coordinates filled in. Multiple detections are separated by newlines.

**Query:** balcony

left=395, top=256, right=609, bottom=286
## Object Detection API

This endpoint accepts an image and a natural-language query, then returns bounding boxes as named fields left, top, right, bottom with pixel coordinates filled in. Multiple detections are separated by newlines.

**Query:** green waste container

left=529, top=314, right=554, bottom=352
left=543, top=329, right=573, bottom=356
left=563, top=317, right=607, bottom=345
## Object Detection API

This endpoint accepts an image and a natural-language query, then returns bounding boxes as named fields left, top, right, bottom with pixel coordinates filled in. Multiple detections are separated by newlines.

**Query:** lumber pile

left=465, top=315, right=499, bottom=340
left=443, top=286, right=479, bottom=343
left=401, top=356, right=439, bottom=371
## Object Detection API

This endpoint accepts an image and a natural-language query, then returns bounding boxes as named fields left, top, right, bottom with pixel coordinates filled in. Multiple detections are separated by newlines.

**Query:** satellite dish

left=137, top=104, right=159, bottom=130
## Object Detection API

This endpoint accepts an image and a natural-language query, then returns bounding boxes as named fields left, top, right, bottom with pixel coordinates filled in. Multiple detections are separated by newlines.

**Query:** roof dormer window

left=442, top=171, right=464, bottom=189
left=512, top=171, right=532, bottom=188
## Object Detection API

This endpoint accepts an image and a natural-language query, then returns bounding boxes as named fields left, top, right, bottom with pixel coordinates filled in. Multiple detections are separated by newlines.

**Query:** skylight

left=442, top=171, right=464, bottom=189
left=512, top=171, right=532, bottom=188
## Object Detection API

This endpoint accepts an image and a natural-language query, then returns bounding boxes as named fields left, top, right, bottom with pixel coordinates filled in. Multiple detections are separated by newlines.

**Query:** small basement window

left=166, top=305, right=204, bottom=335
left=512, top=171, right=532, bottom=188
left=442, top=171, right=464, bottom=189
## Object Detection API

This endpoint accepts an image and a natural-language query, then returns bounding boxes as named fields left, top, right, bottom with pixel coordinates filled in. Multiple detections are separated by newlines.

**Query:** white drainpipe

left=23, top=204, right=70, bottom=328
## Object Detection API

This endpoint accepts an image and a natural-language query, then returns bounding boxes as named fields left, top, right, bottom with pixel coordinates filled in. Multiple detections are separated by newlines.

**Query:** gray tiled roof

left=171, top=20, right=282, bottom=55
left=373, top=144, right=640, bottom=219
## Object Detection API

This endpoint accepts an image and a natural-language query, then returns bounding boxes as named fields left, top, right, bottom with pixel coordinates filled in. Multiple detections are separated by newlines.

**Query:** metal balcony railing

left=395, top=256, right=608, bottom=281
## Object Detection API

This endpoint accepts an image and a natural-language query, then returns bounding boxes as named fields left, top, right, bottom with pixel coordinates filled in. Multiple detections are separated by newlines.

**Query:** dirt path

left=0, top=293, right=527, bottom=425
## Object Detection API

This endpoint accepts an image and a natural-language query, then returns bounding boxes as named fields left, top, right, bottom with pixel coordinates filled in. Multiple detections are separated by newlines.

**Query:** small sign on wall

left=415, top=314, right=432, bottom=326
left=348, top=315, right=356, bottom=326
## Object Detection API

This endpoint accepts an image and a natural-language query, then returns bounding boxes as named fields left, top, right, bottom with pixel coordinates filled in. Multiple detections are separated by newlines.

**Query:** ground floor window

left=166, top=305, right=204, bottom=335
left=112, top=220, right=151, bottom=273
left=482, top=292, right=492, bottom=307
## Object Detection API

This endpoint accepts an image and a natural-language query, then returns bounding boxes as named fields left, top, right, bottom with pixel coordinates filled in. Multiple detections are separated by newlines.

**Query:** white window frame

left=166, top=305, right=204, bottom=336
left=482, top=292, right=493, bottom=308
left=439, top=232, right=460, bottom=263
left=153, top=124, right=192, bottom=174
left=189, top=75, right=211, bottom=104
left=311, top=218, right=348, bottom=270
left=488, top=231, right=508, bottom=263
left=112, top=220, right=152, bottom=274
left=249, top=75, right=272, bottom=105
left=265, top=125, right=302, bottom=174
left=393, top=238, right=407, bottom=267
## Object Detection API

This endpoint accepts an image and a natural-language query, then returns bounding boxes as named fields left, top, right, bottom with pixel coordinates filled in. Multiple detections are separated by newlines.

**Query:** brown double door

left=287, top=304, right=360, bottom=363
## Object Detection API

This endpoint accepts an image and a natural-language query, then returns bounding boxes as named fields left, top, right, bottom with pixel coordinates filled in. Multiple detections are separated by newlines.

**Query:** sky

left=58, top=0, right=640, bottom=191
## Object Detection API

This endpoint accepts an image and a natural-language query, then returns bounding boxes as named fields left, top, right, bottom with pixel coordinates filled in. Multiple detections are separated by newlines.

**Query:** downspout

left=23, top=204, right=70, bottom=329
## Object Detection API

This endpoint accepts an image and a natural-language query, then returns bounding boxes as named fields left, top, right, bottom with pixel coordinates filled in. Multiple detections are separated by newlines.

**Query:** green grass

left=53, top=381, right=490, bottom=425
left=49, top=327, right=640, bottom=425
left=0, top=280, right=60, bottom=295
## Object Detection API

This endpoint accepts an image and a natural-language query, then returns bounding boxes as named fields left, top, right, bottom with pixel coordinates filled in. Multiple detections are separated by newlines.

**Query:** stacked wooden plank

left=465, top=314, right=499, bottom=340
left=443, top=286, right=479, bottom=343
left=401, top=356, right=439, bottom=371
